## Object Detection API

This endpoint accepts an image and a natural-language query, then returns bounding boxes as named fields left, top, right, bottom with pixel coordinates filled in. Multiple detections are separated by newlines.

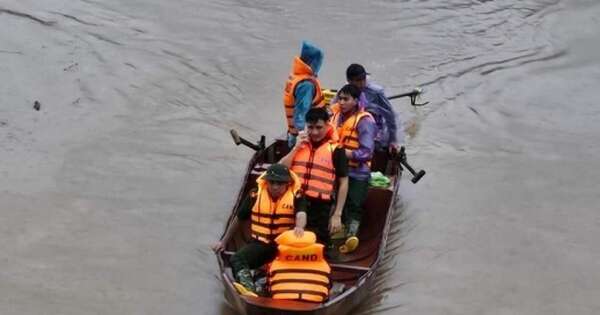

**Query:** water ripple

left=0, top=7, right=56, bottom=25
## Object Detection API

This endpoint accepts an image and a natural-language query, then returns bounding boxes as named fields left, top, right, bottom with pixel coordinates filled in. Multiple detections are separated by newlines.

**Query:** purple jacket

left=362, top=81, right=403, bottom=147
left=333, top=108, right=377, bottom=181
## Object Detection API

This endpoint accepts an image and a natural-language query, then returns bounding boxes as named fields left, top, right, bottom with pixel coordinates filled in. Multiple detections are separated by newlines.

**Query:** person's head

left=305, top=107, right=330, bottom=143
left=299, top=41, right=323, bottom=75
left=346, top=63, right=368, bottom=90
left=338, top=84, right=361, bottom=114
left=264, top=164, right=291, bottom=199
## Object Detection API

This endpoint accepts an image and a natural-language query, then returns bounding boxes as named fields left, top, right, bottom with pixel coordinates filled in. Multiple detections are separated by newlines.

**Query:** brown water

left=1, top=0, right=599, bottom=314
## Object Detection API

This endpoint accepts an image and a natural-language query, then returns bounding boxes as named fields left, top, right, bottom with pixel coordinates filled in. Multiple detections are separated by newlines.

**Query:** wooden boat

left=215, top=132, right=425, bottom=315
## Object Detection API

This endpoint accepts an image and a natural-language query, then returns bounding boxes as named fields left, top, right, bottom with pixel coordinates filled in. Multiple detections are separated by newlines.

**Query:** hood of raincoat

left=299, top=40, right=323, bottom=75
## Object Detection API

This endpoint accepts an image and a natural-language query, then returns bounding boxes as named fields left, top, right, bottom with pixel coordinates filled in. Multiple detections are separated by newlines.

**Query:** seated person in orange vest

left=329, top=84, right=376, bottom=254
left=269, top=230, right=331, bottom=303
left=283, top=41, right=325, bottom=148
left=212, top=164, right=308, bottom=297
left=279, top=107, right=349, bottom=246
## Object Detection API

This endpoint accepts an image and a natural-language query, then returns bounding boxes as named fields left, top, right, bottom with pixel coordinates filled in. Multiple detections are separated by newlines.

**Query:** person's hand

left=294, top=226, right=305, bottom=238
left=329, top=214, right=342, bottom=234
left=345, top=149, right=353, bottom=159
left=389, top=142, right=400, bottom=154
left=295, top=131, right=310, bottom=147
left=211, top=241, right=225, bottom=253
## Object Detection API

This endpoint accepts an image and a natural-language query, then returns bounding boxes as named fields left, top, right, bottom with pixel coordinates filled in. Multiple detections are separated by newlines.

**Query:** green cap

left=264, top=163, right=291, bottom=182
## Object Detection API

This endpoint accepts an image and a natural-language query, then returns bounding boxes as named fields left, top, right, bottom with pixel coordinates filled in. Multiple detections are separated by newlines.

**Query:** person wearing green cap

left=212, top=163, right=308, bottom=297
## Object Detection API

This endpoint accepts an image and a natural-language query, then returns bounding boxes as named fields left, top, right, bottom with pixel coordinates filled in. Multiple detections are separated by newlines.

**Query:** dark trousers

left=305, top=198, right=333, bottom=245
left=343, top=178, right=369, bottom=225
left=230, top=240, right=277, bottom=275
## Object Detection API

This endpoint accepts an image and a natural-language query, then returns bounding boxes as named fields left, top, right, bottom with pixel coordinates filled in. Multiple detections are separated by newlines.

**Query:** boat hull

left=216, top=139, right=401, bottom=315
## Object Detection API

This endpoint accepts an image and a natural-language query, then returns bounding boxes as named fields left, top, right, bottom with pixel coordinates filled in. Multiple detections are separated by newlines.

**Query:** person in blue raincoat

left=282, top=41, right=325, bottom=147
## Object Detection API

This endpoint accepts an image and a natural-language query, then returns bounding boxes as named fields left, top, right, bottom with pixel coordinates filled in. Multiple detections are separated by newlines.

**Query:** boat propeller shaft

left=388, top=88, right=429, bottom=106
left=230, top=129, right=265, bottom=152
left=397, top=146, right=426, bottom=184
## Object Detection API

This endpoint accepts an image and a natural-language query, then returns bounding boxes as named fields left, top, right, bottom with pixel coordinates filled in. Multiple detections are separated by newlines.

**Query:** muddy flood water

left=2, top=0, right=600, bottom=314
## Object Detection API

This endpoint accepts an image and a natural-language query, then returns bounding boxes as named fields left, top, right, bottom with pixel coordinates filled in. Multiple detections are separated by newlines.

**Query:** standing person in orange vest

left=211, top=164, right=308, bottom=297
left=283, top=41, right=325, bottom=148
left=279, top=107, right=349, bottom=247
left=330, top=84, right=376, bottom=254
left=268, top=230, right=331, bottom=302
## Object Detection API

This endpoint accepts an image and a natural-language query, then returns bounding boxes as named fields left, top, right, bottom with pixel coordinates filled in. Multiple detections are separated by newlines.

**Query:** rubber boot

left=233, top=269, right=258, bottom=297
left=339, top=220, right=360, bottom=254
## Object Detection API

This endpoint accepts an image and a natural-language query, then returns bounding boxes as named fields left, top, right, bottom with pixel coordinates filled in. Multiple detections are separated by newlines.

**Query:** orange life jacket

left=283, top=57, right=325, bottom=134
left=250, top=172, right=302, bottom=244
left=330, top=103, right=374, bottom=168
left=290, top=125, right=338, bottom=201
left=269, top=230, right=331, bottom=303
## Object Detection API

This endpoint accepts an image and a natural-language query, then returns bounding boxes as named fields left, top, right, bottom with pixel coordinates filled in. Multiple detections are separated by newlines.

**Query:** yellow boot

left=339, top=220, right=360, bottom=254
left=233, top=269, right=258, bottom=298
left=233, top=282, right=258, bottom=298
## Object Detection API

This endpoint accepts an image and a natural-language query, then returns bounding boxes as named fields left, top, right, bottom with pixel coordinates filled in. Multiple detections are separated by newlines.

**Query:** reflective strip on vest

left=270, top=278, right=330, bottom=287
left=270, top=268, right=330, bottom=278
left=250, top=220, right=296, bottom=229
left=270, top=289, right=328, bottom=301
left=251, top=212, right=296, bottom=219
left=269, top=266, right=330, bottom=302
left=293, top=172, right=335, bottom=185
left=291, top=161, right=333, bottom=174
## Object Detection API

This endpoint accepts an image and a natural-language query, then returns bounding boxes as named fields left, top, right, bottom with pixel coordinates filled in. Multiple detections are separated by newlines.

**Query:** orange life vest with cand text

left=269, top=230, right=331, bottom=303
